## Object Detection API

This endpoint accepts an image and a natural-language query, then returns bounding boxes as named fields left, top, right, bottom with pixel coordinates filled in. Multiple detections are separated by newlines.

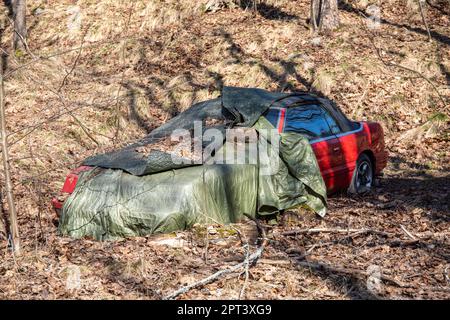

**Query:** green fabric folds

left=59, top=164, right=258, bottom=240
left=59, top=87, right=327, bottom=240
left=254, top=117, right=327, bottom=217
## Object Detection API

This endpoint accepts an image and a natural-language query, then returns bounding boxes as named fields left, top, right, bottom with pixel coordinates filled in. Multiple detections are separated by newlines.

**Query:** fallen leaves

left=0, top=0, right=449, bottom=300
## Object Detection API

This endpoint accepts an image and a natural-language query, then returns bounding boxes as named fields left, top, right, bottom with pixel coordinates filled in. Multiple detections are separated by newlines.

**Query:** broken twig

left=400, top=224, right=417, bottom=240
left=238, top=243, right=250, bottom=299
left=163, top=214, right=267, bottom=300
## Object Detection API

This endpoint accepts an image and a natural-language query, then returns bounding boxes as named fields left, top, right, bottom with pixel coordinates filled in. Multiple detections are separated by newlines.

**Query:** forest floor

left=0, top=0, right=448, bottom=299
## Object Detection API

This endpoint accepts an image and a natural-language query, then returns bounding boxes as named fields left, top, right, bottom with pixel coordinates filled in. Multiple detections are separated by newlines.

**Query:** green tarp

left=59, top=164, right=258, bottom=240
left=58, top=87, right=327, bottom=240
left=254, top=117, right=326, bottom=217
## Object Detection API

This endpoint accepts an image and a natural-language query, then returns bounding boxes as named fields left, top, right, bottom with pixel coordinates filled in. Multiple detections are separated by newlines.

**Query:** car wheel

left=348, top=153, right=373, bottom=194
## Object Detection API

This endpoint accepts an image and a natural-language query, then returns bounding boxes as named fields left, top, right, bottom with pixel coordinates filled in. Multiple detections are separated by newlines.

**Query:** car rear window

left=285, top=106, right=333, bottom=139
left=264, top=105, right=338, bottom=140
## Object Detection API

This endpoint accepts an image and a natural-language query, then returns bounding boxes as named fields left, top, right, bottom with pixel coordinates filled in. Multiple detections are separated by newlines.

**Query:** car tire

left=348, top=153, right=373, bottom=194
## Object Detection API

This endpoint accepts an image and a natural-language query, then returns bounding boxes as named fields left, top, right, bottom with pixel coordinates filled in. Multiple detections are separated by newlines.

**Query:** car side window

left=284, top=105, right=336, bottom=139
left=322, top=109, right=341, bottom=135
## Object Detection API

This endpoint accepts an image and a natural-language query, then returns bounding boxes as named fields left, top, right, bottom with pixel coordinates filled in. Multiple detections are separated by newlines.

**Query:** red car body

left=311, top=121, right=387, bottom=193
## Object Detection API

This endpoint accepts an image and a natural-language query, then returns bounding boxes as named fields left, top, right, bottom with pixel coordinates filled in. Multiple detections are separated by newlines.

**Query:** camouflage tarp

left=58, top=87, right=327, bottom=240
left=254, top=117, right=326, bottom=216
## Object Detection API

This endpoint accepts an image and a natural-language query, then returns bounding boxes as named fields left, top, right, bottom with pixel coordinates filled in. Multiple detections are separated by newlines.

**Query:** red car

left=263, top=101, right=387, bottom=194
left=52, top=98, right=387, bottom=211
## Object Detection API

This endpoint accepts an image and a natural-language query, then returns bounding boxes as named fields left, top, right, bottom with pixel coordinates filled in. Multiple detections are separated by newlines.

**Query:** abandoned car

left=53, top=87, right=387, bottom=240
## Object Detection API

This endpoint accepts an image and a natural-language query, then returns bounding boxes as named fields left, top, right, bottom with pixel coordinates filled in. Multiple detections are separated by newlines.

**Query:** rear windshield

left=264, top=106, right=337, bottom=140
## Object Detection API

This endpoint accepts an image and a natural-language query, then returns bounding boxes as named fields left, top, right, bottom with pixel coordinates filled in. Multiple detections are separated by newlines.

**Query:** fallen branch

left=282, top=227, right=392, bottom=237
left=283, top=227, right=428, bottom=248
left=258, top=258, right=291, bottom=265
left=238, top=243, right=250, bottom=299
left=295, top=259, right=406, bottom=288
left=163, top=214, right=267, bottom=300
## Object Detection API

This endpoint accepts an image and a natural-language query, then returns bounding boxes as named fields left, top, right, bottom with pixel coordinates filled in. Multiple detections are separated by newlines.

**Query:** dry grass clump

left=312, top=69, right=334, bottom=95
left=162, top=75, right=213, bottom=112
left=401, top=56, right=442, bottom=80
left=28, top=0, right=207, bottom=45
left=396, top=112, right=448, bottom=146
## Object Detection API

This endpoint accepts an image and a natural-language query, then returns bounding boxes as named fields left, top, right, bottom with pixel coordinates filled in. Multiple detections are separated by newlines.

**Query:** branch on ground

left=163, top=214, right=267, bottom=300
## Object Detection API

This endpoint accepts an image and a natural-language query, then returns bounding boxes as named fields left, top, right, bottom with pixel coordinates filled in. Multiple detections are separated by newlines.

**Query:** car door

left=285, top=105, right=343, bottom=192
left=319, top=107, right=349, bottom=191
left=333, top=121, right=366, bottom=189
left=263, top=105, right=344, bottom=192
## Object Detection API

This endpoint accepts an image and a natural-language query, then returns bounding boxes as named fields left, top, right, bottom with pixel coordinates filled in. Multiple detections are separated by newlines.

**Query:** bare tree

left=12, top=0, right=27, bottom=51
left=310, top=0, right=340, bottom=33
left=0, top=58, right=20, bottom=252
left=0, top=191, right=6, bottom=239
left=417, top=0, right=432, bottom=42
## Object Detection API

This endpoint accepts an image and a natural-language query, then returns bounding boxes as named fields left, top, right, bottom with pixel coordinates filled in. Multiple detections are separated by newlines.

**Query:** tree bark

left=418, top=0, right=432, bottom=42
left=12, top=0, right=27, bottom=52
left=0, top=59, right=20, bottom=252
left=0, top=191, right=6, bottom=240
left=310, top=0, right=340, bottom=33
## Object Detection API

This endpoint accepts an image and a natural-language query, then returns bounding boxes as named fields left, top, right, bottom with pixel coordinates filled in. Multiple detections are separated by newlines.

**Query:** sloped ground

left=0, top=0, right=448, bottom=299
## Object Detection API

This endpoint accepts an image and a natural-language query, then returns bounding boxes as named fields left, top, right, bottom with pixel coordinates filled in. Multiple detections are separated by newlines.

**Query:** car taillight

left=52, top=165, right=92, bottom=213
left=61, top=173, right=80, bottom=194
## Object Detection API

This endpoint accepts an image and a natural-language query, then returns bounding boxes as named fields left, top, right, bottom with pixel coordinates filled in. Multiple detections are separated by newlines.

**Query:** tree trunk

left=12, top=0, right=27, bottom=52
left=0, top=59, right=20, bottom=252
left=310, top=0, right=339, bottom=33
left=0, top=192, right=6, bottom=240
